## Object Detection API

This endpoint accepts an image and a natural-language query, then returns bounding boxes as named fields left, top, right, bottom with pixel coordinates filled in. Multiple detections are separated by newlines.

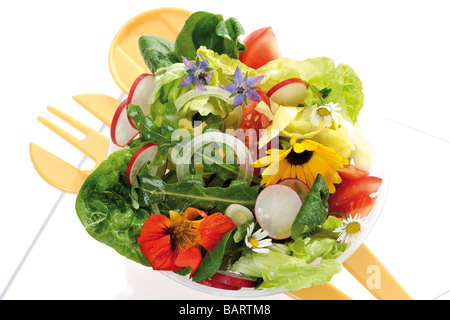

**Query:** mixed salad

left=75, top=11, right=383, bottom=292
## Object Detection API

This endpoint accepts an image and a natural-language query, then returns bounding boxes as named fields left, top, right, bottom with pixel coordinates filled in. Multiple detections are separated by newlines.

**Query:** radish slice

left=267, top=78, right=308, bottom=106
left=196, top=278, right=241, bottom=291
left=110, top=99, right=139, bottom=147
left=225, top=204, right=254, bottom=226
left=126, top=143, right=159, bottom=187
left=278, top=178, right=310, bottom=201
left=254, top=184, right=303, bottom=240
left=210, top=270, right=256, bottom=288
left=127, top=73, right=155, bottom=128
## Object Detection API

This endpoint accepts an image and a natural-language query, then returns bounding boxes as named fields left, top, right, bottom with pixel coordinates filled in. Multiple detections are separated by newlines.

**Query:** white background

left=1, top=0, right=450, bottom=300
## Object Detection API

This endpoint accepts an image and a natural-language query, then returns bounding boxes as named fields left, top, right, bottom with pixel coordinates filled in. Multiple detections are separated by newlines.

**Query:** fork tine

left=72, top=94, right=121, bottom=127
left=38, top=106, right=109, bottom=166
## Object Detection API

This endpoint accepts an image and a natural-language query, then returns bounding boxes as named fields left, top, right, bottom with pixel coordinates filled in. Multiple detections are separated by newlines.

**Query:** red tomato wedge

left=239, top=90, right=272, bottom=133
left=236, top=90, right=272, bottom=176
left=328, top=175, right=382, bottom=218
left=239, top=27, right=282, bottom=69
left=336, top=164, right=369, bottom=183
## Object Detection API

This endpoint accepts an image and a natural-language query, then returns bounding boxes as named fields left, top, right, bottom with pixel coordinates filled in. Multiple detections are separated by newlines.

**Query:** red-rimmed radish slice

left=196, top=278, right=241, bottom=291
left=267, top=78, right=308, bottom=106
left=278, top=178, right=310, bottom=201
left=127, top=73, right=155, bottom=128
left=210, top=270, right=257, bottom=288
left=254, top=184, right=302, bottom=240
left=126, top=143, right=159, bottom=187
left=111, top=99, right=139, bottom=147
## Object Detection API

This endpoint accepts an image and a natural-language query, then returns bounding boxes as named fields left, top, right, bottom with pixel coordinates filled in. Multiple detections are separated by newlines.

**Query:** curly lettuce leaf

left=257, top=57, right=364, bottom=123
left=231, top=250, right=342, bottom=291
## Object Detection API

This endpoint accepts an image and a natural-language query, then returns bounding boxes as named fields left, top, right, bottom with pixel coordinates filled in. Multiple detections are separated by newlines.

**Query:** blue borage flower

left=179, top=54, right=214, bottom=91
left=221, top=66, right=265, bottom=107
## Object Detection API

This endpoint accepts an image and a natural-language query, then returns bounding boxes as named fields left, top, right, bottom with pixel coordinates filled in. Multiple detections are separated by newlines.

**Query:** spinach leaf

left=75, top=148, right=152, bottom=267
left=291, top=174, right=330, bottom=239
left=139, top=35, right=179, bottom=74
left=192, top=230, right=234, bottom=282
left=138, top=174, right=258, bottom=213
left=174, top=11, right=246, bottom=61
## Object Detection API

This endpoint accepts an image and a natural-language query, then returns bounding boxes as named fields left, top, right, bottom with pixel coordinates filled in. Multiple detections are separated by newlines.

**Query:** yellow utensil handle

left=286, top=282, right=352, bottom=300
left=343, top=243, right=413, bottom=300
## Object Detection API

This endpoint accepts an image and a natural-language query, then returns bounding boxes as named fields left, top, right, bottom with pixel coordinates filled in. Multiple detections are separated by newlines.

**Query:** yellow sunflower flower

left=254, top=135, right=349, bottom=193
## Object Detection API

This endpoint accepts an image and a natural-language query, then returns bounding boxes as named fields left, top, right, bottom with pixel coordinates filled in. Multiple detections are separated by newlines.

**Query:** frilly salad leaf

left=257, top=57, right=364, bottom=123
left=75, top=148, right=151, bottom=267
left=231, top=250, right=342, bottom=291
left=231, top=215, right=346, bottom=290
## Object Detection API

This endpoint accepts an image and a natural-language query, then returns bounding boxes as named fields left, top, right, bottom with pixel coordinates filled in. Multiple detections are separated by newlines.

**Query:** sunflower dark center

left=285, top=149, right=314, bottom=166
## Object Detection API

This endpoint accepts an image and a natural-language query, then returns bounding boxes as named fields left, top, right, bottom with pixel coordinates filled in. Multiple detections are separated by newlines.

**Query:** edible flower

left=253, top=135, right=349, bottom=193
left=245, top=222, right=272, bottom=253
left=334, top=213, right=368, bottom=244
left=310, top=102, right=343, bottom=128
left=138, top=207, right=235, bottom=277
left=179, top=54, right=213, bottom=91
left=221, top=66, right=265, bottom=107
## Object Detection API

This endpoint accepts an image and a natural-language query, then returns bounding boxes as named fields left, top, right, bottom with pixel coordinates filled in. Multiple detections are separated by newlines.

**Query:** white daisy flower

left=245, top=222, right=272, bottom=253
left=310, top=102, right=343, bottom=128
left=334, top=213, right=368, bottom=244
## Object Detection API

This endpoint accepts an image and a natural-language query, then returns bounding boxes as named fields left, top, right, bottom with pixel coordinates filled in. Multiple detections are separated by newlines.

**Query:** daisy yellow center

left=248, top=237, right=258, bottom=249
left=318, top=107, right=331, bottom=117
left=346, top=222, right=361, bottom=235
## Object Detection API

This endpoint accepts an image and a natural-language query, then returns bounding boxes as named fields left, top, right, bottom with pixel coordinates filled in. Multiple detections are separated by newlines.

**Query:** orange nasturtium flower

left=138, top=207, right=236, bottom=278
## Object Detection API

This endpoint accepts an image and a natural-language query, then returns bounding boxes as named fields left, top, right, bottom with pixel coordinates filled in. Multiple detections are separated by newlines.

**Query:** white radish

left=126, top=143, right=159, bottom=187
left=254, top=184, right=303, bottom=240
left=110, top=99, right=139, bottom=147
left=278, top=178, right=310, bottom=201
left=127, top=73, right=155, bottom=128
left=267, top=78, right=308, bottom=106
left=225, top=204, right=254, bottom=226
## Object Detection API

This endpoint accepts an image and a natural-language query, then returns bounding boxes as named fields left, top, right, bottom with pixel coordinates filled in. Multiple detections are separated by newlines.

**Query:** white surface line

left=0, top=190, right=66, bottom=300
left=382, top=116, right=450, bottom=144
left=1, top=91, right=124, bottom=300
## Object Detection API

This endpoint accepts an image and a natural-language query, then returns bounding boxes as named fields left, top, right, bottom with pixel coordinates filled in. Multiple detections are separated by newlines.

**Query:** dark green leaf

left=139, top=35, right=179, bottom=74
left=192, top=230, right=234, bottom=282
left=138, top=174, right=258, bottom=213
left=291, top=174, right=330, bottom=239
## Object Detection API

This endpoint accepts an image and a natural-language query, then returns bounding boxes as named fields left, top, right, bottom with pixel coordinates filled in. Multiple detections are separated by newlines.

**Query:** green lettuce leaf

left=257, top=57, right=364, bottom=123
left=75, top=148, right=151, bottom=267
left=231, top=250, right=342, bottom=291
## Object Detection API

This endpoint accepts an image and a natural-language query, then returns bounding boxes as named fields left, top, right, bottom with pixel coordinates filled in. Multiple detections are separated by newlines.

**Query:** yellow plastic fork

left=30, top=95, right=120, bottom=194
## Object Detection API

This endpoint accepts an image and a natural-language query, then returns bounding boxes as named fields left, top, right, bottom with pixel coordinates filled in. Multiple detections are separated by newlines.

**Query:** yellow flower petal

left=293, top=143, right=306, bottom=153
left=290, top=134, right=297, bottom=146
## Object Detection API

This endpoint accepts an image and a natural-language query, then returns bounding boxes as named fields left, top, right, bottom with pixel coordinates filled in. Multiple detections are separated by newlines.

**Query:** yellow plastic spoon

left=108, top=7, right=191, bottom=94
